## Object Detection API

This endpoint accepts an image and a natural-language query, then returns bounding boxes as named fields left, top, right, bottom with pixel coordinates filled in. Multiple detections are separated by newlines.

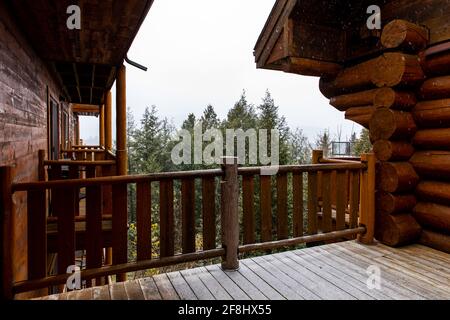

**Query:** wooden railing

left=0, top=153, right=375, bottom=299
left=60, top=145, right=114, bottom=162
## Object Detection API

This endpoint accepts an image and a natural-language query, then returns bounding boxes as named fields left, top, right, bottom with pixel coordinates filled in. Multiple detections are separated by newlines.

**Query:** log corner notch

left=381, top=20, right=429, bottom=52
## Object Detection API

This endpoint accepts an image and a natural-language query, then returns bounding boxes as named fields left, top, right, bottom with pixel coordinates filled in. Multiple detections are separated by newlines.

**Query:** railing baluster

left=221, top=157, right=239, bottom=270
left=292, top=172, right=304, bottom=237
left=112, top=183, right=128, bottom=282
left=322, top=171, right=332, bottom=233
left=277, top=173, right=288, bottom=240
left=307, top=172, right=318, bottom=235
left=86, top=184, right=103, bottom=286
left=202, top=177, right=216, bottom=250
left=349, top=170, right=360, bottom=229
left=54, top=185, right=76, bottom=284
left=159, top=180, right=174, bottom=257
left=260, top=175, right=272, bottom=242
left=335, top=170, right=347, bottom=231
left=181, top=178, right=196, bottom=254
left=27, top=189, right=47, bottom=295
left=136, top=182, right=152, bottom=261
left=242, top=175, right=255, bottom=245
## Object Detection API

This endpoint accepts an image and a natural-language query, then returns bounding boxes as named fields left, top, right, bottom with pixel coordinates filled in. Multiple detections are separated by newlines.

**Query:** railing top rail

left=60, top=149, right=106, bottom=153
left=71, top=145, right=104, bottom=149
left=12, top=168, right=224, bottom=192
left=43, top=160, right=116, bottom=166
left=319, top=158, right=362, bottom=164
left=13, top=162, right=366, bottom=192
left=238, top=162, right=366, bottom=175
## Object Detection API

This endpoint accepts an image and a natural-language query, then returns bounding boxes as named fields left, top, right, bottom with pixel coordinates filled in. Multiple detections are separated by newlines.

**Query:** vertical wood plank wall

left=0, top=3, right=75, bottom=296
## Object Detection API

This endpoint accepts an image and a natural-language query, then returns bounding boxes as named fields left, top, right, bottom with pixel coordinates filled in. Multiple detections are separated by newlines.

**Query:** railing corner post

left=220, top=156, right=239, bottom=271
left=312, top=149, right=324, bottom=164
left=358, top=153, right=376, bottom=245
left=0, top=166, right=14, bottom=300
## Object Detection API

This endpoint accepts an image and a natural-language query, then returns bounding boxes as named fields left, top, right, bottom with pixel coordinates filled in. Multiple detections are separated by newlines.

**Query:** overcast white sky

left=80, top=0, right=362, bottom=145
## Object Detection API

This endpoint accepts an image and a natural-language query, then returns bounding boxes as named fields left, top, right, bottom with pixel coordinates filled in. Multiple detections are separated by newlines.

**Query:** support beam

left=99, top=104, right=105, bottom=147
left=116, top=65, right=127, bottom=176
left=104, top=91, right=112, bottom=151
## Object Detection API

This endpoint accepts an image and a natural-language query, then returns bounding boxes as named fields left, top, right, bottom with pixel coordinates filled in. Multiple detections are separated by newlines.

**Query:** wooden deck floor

left=38, top=241, right=450, bottom=300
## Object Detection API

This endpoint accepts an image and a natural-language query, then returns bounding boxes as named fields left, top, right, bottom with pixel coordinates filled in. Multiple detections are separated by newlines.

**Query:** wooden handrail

left=12, top=248, right=225, bottom=294
left=61, top=149, right=106, bottom=153
left=12, top=163, right=365, bottom=192
left=12, top=169, right=224, bottom=192
left=43, top=160, right=116, bottom=166
left=239, top=227, right=366, bottom=253
left=237, top=163, right=365, bottom=175
left=71, top=145, right=104, bottom=149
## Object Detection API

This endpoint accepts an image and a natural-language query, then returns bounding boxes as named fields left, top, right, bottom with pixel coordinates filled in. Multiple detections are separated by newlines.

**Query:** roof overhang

left=6, top=0, right=154, bottom=105
left=255, top=0, right=450, bottom=78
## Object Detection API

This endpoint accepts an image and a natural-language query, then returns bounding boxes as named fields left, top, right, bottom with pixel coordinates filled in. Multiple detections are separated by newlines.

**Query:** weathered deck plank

left=180, top=268, right=215, bottom=300
left=196, top=267, right=233, bottom=300
left=204, top=265, right=248, bottom=300
left=166, top=271, right=198, bottom=300
left=240, top=259, right=304, bottom=299
left=327, top=243, right=448, bottom=300
left=139, top=277, right=162, bottom=300
left=235, top=263, right=285, bottom=300
left=33, top=241, right=450, bottom=301
left=153, top=274, right=180, bottom=300
left=264, top=252, right=356, bottom=300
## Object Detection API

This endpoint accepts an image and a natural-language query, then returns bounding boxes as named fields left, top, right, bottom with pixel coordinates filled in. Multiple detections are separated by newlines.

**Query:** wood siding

left=0, top=2, right=74, bottom=294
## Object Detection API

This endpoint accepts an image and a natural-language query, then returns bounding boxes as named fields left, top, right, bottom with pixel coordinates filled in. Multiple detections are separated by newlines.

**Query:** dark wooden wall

left=0, top=2, right=74, bottom=293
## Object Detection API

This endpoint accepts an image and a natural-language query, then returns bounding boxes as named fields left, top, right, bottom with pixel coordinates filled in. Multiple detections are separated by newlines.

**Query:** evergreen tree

left=201, top=105, right=220, bottom=130
left=315, top=130, right=332, bottom=157
left=353, top=128, right=372, bottom=156
left=224, top=90, right=257, bottom=130
left=257, top=90, right=290, bottom=165
left=289, top=128, right=311, bottom=164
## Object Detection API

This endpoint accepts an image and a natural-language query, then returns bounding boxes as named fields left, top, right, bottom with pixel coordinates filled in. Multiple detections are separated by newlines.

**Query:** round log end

left=381, top=20, right=428, bottom=51
left=376, top=213, right=421, bottom=246
left=378, top=162, right=399, bottom=193
left=377, top=162, right=419, bottom=193
left=381, top=20, right=409, bottom=48
left=373, top=140, right=394, bottom=161
left=373, top=88, right=396, bottom=109
left=370, top=108, right=396, bottom=141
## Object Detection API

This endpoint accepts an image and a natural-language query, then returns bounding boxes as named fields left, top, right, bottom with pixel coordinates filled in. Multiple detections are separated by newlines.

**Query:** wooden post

left=75, top=115, right=80, bottom=146
left=358, top=153, right=376, bottom=244
left=312, top=149, right=324, bottom=164
left=0, top=167, right=13, bottom=299
left=312, top=149, right=324, bottom=203
left=99, top=104, right=105, bottom=147
left=116, top=65, right=127, bottom=176
left=104, top=91, right=112, bottom=151
left=220, top=157, right=239, bottom=271
left=38, top=150, right=46, bottom=181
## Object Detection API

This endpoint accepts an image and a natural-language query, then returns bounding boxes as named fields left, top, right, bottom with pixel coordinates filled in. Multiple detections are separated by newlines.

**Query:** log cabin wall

left=321, top=20, right=450, bottom=252
left=412, top=44, right=450, bottom=253
left=255, top=1, right=450, bottom=252
left=0, top=2, right=74, bottom=291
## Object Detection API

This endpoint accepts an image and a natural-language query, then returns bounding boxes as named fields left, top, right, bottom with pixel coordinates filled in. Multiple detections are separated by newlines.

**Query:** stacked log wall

left=411, top=45, right=450, bottom=252
left=0, top=3, right=74, bottom=295
left=320, top=20, right=430, bottom=247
